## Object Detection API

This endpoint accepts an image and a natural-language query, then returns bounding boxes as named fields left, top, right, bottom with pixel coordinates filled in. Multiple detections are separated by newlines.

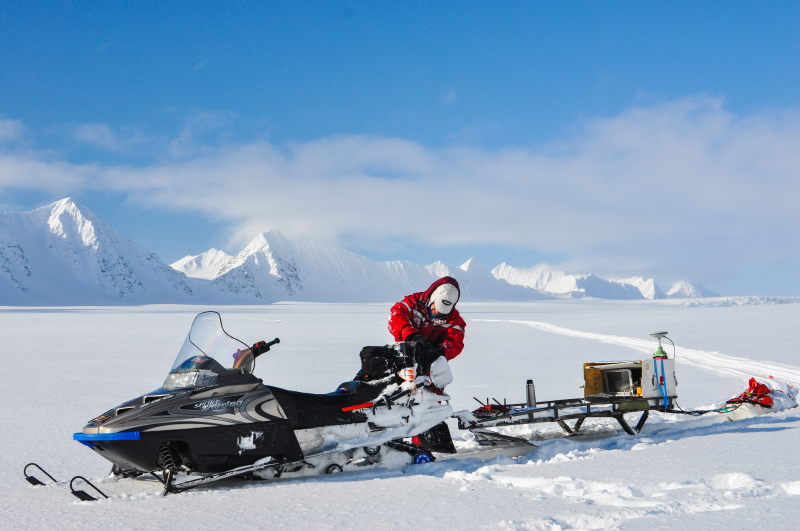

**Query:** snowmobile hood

left=423, top=276, right=460, bottom=309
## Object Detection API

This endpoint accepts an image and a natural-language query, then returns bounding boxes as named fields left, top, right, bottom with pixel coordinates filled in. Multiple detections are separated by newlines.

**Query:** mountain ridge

left=2, top=199, right=720, bottom=305
left=491, top=262, right=715, bottom=300
left=171, top=248, right=232, bottom=280
left=0, top=198, right=199, bottom=305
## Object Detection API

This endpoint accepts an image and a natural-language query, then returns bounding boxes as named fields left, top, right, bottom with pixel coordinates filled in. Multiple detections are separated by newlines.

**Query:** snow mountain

left=666, top=281, right=720, bottom=299
left=1, top=199, right=719, bottom=305
left=171, top=249, right=232, bottom=280
left=492, top=264, right=712, bottom=300
left=208, top=231, right=426, bottom=302
left=491, top=262, right=566, bottom=291
left=0, top=199, right=198, bottom=305
left=436, top=258, right=550, bottom=301
left=542, top=273, right=647, bottom=299
left=616, top=276, right=667, bottom=300
left=205, top=232, right=545, bottom=303
left=493, top=263, right=651, bottom=299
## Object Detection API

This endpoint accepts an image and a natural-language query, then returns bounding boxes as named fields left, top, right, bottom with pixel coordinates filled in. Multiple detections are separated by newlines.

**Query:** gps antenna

left=649, top=331, right=669, bottom=359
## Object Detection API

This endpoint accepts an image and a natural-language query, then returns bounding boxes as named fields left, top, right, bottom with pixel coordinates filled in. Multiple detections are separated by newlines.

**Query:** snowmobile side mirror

left=24, top=463, right=57, bottom=486
left=252, top=338, right=280, bottom=358
left=69, top=476, right=108, bottom=502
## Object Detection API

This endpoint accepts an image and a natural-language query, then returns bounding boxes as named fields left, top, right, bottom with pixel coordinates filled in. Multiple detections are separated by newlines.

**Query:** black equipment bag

left=358, top=346, right=398, bottom=381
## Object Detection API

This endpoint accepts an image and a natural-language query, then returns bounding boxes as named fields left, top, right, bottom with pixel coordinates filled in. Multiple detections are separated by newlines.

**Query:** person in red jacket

left=388, top=276, right=466, bottom=367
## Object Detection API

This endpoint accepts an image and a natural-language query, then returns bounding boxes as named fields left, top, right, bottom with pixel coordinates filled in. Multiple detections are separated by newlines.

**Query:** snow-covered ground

left=3, top=300, right=799, bottom=530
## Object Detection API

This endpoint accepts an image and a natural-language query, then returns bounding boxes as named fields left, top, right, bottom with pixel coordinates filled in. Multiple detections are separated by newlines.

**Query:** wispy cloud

left=2, top=97, right=799, bottom=285
left=71, top=123, right=152, bottom=153
left=168, top=110, right=236, bottom=158
left=0, top=117, right=24, bottom=142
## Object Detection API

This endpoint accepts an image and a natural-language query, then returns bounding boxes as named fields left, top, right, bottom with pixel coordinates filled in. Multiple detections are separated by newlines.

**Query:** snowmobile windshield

left=163, top=312, right=254, bottom=390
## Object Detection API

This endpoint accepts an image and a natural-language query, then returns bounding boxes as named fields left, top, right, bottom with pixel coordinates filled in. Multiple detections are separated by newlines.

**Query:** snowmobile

left=73, top=311, right=457, bottom=494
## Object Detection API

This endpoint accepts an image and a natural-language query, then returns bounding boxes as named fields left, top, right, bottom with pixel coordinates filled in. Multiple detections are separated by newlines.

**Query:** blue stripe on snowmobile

left=73, top=432, right=141, bottom=447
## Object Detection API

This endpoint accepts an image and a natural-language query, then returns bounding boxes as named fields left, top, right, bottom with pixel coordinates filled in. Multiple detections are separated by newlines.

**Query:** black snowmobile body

left=76, top=378, right=389, bottom=474
left=74, top=312, right=454, bottom=480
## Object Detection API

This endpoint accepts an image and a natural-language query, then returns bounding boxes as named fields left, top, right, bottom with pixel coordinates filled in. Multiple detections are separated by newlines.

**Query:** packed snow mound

left=667, top=281, right=719, bottom=299
left=0, top=198, right=198, bottom=305
left=615, top=276, right=666, bottom=299
left=170, top=248, right=232, bottom=280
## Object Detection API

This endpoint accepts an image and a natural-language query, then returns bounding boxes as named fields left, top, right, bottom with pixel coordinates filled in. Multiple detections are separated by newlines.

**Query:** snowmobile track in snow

left=475, top=319, right=800, bottom=386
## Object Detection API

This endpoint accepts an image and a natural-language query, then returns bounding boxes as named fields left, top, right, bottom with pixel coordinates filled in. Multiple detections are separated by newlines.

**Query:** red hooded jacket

left=388, top=276, right=466, bottom=360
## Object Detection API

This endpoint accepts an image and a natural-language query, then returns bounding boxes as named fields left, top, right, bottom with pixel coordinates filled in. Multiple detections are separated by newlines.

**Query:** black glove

left=413, top=345, right=444, bottom=373
left=421, top=345, right=444, bottom=365
left=406, top=333, right=432, bottom=349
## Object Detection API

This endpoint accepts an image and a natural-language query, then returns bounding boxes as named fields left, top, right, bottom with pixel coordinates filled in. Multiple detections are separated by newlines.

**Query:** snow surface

left=3, top=300, right=800, bottom=530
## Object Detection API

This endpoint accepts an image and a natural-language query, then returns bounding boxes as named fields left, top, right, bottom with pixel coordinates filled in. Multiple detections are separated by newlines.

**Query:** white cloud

left=72, top=123, right=153, bottom=153
left=0, top=153, right=91, bottom=193
left=2, top=96, right=799, bottom=285
left=71, top=112, right=233, bottom=155
left=167, top=110, right=236, bottom=158
left=0, top=117, right=24, bottom=141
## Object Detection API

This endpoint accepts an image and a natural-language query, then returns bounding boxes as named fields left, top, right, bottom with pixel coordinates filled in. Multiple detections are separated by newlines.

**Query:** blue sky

left=1, top=2, right=799, bottom=294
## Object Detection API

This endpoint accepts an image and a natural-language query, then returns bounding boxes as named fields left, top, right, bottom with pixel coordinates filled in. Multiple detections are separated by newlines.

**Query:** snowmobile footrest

left=24, top=463, right=57, bottom=486
left=70, top=476, right=108, bottom=502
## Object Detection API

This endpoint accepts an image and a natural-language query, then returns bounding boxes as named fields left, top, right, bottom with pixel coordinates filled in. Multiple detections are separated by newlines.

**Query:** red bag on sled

left=727, top=378, right=773, bottom=407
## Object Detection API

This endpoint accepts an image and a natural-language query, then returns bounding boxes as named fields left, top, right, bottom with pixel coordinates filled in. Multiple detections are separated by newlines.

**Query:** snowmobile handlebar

left=252, top=338, right=280, bottom=358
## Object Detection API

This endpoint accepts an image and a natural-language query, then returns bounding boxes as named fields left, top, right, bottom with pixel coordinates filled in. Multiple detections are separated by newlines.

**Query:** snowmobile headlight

left=163, top=369, right=218, bottom=390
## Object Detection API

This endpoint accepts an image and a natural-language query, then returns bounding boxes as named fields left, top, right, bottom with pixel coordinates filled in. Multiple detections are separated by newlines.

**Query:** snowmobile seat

left=266, top=382, right=386, bottom=430
left=332, top=380, right=361, bottom=394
